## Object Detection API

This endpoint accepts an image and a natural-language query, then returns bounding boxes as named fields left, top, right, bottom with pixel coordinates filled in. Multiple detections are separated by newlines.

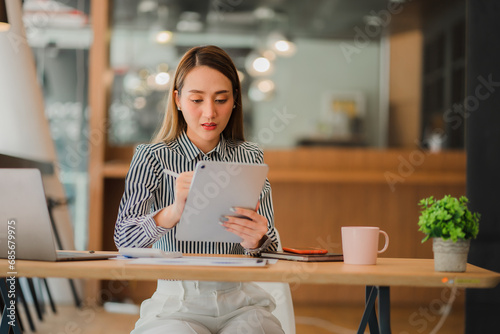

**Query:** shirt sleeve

left=244, top=147, right=280, bottom=256
left=114, top=145, right=170, bottom=249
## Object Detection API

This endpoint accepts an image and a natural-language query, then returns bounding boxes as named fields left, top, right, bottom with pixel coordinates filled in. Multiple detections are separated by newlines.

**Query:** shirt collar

left=212, top=134, right=229, bottom=161
left=176, top=131, right=228, bottom=162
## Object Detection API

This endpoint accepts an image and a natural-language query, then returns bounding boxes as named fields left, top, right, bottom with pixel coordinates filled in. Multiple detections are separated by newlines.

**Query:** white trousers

left=131, top=280, right=284, bottom=334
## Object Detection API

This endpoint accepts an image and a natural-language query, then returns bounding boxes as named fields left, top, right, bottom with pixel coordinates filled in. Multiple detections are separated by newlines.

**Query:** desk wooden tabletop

left=2, top=256, right=499, bottom=289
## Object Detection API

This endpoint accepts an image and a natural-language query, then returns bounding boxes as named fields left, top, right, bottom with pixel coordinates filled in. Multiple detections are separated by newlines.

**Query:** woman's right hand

left=171, top=171, right=194, bottom=219
left=154, top=171, right=194, bottom=229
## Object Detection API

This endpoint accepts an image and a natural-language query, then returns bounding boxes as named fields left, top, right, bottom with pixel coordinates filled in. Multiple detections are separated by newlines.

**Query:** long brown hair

left=152, top=45, right=244, bottom=143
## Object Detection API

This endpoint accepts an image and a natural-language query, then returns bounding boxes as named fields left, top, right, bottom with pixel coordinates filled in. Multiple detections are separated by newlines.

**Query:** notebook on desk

left=260, top=251, right=344, bottom=262
left=0, top=168, right=115, bottom=261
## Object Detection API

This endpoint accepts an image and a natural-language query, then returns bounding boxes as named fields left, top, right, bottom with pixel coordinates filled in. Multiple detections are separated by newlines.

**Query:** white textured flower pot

left=432, top=238, right=470, bottom=272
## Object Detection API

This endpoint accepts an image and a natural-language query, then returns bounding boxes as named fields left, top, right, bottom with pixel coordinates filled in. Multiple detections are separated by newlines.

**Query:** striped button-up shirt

left=114, top=131, right=279, bottom=255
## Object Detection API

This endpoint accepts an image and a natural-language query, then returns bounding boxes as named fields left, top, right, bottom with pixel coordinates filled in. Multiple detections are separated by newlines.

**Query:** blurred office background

left=22, top=0, right=465, bottom=250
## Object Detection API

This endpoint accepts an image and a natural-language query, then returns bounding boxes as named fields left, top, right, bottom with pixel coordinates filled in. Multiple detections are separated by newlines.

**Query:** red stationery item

left=282, top=247, right=328, bottom=255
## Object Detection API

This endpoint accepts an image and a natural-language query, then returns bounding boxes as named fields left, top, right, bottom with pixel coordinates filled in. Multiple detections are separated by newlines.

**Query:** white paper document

left=128, top=256, right=272, bottom=267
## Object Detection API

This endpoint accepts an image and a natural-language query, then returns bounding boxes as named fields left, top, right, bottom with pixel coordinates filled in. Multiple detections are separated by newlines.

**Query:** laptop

left=0, top=168, right=115, bottom=261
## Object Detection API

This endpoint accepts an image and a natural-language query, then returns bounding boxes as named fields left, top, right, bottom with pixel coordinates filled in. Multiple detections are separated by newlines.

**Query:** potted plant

left=417, top=195, right=480, bottom=272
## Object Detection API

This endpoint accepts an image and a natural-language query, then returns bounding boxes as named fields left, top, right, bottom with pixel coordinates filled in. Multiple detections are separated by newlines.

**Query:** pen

left=164, top=169, right=180, bottom=178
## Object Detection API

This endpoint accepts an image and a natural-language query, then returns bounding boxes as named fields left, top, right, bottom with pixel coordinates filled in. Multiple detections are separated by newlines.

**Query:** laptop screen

left=0, top=168, right=59, bottom=261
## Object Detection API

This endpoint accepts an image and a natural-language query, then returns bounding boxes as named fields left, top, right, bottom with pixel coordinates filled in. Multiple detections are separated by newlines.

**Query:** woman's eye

left=215, top=99, right=227, bottom=104
left=191, top=99, right=203, bottom=103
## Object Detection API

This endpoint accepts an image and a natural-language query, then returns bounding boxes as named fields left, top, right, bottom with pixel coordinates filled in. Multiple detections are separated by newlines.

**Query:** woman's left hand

left=220, top=204, right=268, bottom=249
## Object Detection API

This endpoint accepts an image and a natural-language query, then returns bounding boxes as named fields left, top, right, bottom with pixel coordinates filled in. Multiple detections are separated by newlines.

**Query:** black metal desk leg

left=367, top=286, right=380, bottom=334
left=358, top=286, right=379, bottom=334
left=378, top=286, right=391, bottom=334
left=16, top=278, right=36, bottom=332
left=47, top=198, right=82, bottom=309
left=27, top=278, right=43, bottom=320
left=0, top=278, right=22, bottom=334
left=68, top=279, right=81, bottom=308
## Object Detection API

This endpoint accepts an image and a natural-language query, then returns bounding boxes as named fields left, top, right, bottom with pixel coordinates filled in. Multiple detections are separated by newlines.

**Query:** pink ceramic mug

left=341, top=226, right=389, bottom=265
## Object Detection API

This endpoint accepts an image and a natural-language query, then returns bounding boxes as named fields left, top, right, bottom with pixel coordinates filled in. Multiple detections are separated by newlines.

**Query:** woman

left=114, top=45, right=284, bottom=334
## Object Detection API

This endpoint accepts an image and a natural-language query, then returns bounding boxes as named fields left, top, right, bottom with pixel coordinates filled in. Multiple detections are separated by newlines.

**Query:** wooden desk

left=2, top=256, right=500, bottom=334
left=97, top=149, right=468, bottom=306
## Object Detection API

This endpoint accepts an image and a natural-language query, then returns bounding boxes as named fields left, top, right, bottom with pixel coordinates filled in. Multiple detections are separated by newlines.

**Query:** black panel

left=465, top=1, right=500, bottom=332
left=0, top=0, right=8, bottom=24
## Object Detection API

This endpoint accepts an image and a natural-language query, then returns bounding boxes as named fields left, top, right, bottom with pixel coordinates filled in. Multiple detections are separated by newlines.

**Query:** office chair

left=254, top=229, right=296, bottom=334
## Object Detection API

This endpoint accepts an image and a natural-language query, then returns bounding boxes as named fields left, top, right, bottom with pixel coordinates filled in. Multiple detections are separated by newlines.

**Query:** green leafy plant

left=417, top=195, right=480, bottom=243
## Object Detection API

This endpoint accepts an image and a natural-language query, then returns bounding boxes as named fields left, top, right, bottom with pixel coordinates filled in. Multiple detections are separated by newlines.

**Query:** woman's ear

left=233, top=89, right=238, bottom=106
left=174, top=90, right=181, bottom=110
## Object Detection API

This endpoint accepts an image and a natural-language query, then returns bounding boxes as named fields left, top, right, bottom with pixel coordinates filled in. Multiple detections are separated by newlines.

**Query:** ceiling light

left=274, top=40, right=296, bottom=56
left=275, top=40, right=289, bottom=52
left=249, top=79, right=276, bottom=102
left=155, top=30, right=173, bottom=44
left=253, top=57, right=271, bottom=73
left=146, top=69, right=172, bottom=91
left=257, top=79, right=275, bottom=93
left=267, top=32, right=297, bottom=57
left=245, top=52, right=274, bottom=77
left=154, top=72, right=170, bottom=86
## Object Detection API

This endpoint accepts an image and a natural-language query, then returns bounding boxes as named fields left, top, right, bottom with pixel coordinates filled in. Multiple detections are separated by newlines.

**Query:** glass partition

left=107, top=0, right=466, bottom=150
left=107, top=0, right=402, bottom=148
left=27, top=0, right=467, bottom=154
